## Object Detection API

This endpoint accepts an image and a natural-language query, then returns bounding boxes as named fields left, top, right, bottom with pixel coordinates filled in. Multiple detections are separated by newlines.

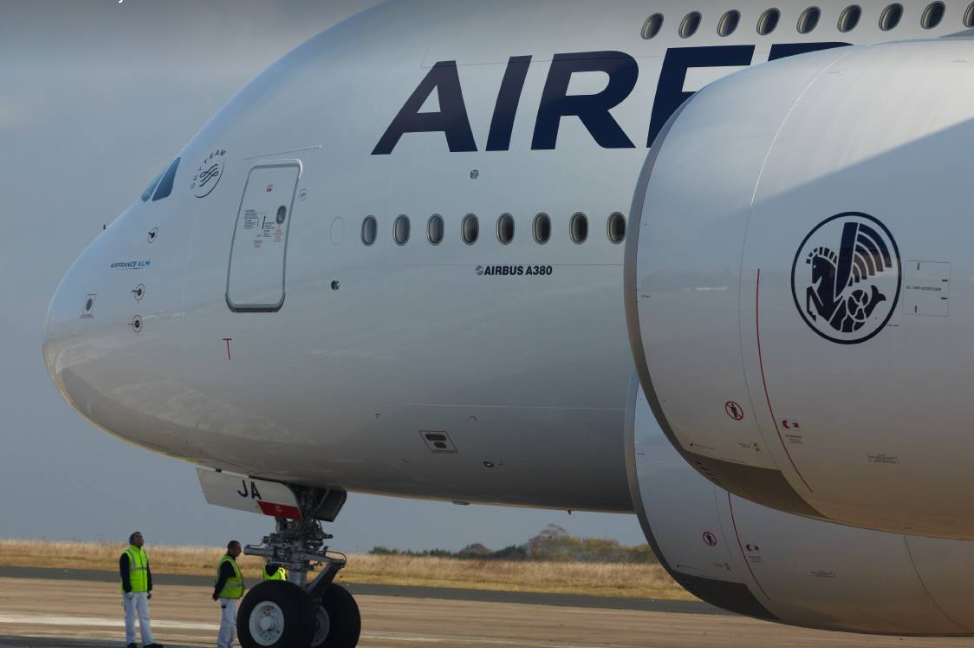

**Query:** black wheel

left=238, top=581, right=316, bottom=648
left=310, top=584, right=361, bottom=648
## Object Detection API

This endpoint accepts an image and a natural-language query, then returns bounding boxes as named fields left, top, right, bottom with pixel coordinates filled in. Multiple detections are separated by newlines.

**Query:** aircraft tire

left=238, top=580, right=316, bottom=648
left=310, top=584, right=361, bottom=648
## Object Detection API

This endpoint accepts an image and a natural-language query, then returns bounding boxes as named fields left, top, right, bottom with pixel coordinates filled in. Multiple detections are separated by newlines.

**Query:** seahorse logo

left=791, top=213, right=901, bottom=344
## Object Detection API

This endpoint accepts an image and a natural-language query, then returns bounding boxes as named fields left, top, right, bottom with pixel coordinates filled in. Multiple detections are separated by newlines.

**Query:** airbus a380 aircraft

left=40, top=0, right=974, bottom=646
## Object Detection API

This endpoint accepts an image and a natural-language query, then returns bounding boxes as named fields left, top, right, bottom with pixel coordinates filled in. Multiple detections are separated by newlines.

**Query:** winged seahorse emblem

left=805, top=221, right=893, bottom=334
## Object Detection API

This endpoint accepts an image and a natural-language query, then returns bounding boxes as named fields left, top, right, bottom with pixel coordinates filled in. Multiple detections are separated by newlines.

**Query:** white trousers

left=218, top=598, right=238, bottom=648
left=122, top=592, right=155, bottom=646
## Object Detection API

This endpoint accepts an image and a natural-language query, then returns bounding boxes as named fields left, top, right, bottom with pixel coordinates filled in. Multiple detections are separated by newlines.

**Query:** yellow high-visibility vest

left=262, top=566, right=287, bottom=581
left=121, top=546, right=149, bottom=593
left=216, top=555, right=244, bottom=599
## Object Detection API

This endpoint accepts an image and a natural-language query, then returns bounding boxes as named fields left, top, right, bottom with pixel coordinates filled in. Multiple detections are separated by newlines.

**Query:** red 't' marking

left=223, top=338, right=233, bottom=361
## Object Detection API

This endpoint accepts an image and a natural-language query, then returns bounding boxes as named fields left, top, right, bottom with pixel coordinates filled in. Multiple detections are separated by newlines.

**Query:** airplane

left=40, top=1, right=974, bottom=646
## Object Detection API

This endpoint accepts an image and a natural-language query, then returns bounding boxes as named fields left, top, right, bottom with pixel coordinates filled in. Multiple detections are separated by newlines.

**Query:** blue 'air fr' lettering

left=372, top=42, right=848, bottom=155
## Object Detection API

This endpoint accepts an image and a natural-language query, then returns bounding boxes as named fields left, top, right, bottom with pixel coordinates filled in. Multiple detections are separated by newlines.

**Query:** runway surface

left=2, top=575, right=974, bottom=648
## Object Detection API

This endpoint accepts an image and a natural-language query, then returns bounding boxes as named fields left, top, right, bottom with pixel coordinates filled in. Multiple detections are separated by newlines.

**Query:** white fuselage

left=43, top=0, right=951, bottom=512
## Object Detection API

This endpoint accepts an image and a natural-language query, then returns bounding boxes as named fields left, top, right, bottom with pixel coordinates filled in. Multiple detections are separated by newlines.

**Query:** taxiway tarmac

left=2, top=576, right=974, bottom=648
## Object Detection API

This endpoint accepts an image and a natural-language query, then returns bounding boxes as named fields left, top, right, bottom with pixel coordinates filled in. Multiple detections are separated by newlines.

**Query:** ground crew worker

left=262, top=563, right=288, bottom=581
left=119, top=531, right=163, bottom=648
left=213, top=540, right=245, bottom=648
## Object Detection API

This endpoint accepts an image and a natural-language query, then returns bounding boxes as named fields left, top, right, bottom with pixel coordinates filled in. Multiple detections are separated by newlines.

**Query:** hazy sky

left=0, top=0, right=646, bottom=552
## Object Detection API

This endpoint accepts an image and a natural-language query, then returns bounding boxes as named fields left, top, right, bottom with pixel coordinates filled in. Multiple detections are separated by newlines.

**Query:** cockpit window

left=151, top=157, right=181, bottom=202
left=141, top=171, right=164, bottom=202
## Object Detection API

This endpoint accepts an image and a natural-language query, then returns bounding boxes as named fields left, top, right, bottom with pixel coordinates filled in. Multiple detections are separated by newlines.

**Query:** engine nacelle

left=626, top=39, right=974, bottom=539
left=626, top=373, right=974, bottom=635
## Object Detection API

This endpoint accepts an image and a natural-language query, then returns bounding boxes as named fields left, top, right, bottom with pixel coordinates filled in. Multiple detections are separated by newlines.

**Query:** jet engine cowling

left=626, top=373, right=974, bottom=635
left=625, top=39, right=974, bottom=539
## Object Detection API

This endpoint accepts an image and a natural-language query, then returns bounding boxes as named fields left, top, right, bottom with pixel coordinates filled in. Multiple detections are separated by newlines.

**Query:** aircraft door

left=226, top=162, right=301, bottom=312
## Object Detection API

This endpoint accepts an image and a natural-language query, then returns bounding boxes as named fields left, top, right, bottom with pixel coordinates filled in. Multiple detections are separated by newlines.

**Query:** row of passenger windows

left=360, top=213, right=627, bottom=247
left=642, top=1, right=965, bottom=39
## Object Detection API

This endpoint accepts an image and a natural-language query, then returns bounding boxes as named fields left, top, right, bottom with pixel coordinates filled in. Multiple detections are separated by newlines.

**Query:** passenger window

left=838, top=5, right=862, bottom=31
left=570, top=213, right=589, bottom=244
left=141, top=171, right=163, bottom=202
left=462, top=214, right=479, bottom=245
left=152, top=157, right=180, bottom=202
left=718, top=10, right=741, bottom=36
left=965, top=1, right=974, bottom=27
left=533, top=213, right=551, bottom=244
left=394, top=215, right=410, bottom=246
left=497, top=213, right=515, bottom=245
left=680, top=12, right=702, bottom=38
left=427, top=214, right=444, bottom=245
left=642, top=13, right=664, bottom=39
left=921, top=1, right=945, bottom=28
left=607, top=213, right=627, bottom=244
left=797, top=7, right=821, bottom=33
left=362, top=216, right=377, bottom=246
left=757, top=8, right=781, bottom=34
left=880, top=3, right=903, bottom=30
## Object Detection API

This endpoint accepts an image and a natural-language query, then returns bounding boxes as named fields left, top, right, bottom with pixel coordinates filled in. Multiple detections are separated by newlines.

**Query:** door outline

left=225, top=160, right=302, bottom=313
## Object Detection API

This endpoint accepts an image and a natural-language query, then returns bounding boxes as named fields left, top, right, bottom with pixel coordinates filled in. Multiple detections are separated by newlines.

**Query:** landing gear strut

left=236, top=487, right=360, bottom=648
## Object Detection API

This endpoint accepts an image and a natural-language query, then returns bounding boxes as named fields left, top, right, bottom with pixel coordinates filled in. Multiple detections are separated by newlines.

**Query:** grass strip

left=0, top=539, right=694, bottom=601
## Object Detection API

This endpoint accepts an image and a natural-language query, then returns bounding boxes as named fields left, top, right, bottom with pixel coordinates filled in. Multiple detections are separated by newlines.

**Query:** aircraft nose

left=43, top=237, right=110, bottom=413
left=42, top=206, right=201, bottom=461
left=42, top=217, right=167, bottom=439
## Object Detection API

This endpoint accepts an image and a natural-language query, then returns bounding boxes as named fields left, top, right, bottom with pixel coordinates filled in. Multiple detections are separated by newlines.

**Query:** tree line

left=370, top=524, right=659, bottom=564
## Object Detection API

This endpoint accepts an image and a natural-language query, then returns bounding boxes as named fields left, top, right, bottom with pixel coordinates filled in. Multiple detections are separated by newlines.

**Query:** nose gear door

left=226, top=162, right=301, bottom=312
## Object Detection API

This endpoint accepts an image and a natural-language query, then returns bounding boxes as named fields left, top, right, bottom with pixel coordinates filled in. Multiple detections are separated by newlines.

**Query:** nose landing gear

left=239, top=582, right=315, bottom=648
left=314, top=582, right=361, bottom=648
left=236, top=487, right=361, bottom=648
